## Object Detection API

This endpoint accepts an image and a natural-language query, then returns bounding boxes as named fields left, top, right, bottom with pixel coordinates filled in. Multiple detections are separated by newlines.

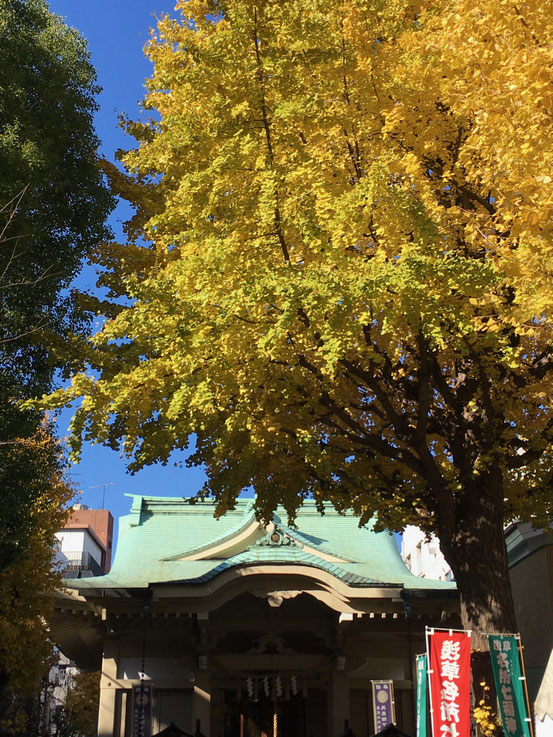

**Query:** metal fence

left=62, top=551, right=104, bottom=576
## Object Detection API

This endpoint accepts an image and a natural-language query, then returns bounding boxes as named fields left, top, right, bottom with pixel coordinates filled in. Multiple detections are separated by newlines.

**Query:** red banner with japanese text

left=428, top=629, right=471, bottom=737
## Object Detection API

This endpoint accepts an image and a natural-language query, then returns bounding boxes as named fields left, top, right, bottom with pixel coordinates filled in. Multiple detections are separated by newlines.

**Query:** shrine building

left=51, top=495, right=458, bottom=737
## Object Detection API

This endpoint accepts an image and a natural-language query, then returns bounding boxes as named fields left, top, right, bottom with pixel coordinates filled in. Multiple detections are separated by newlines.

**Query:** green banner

left=416, top=654, right=428, bottom=737
left=488, top=635, right=531, bottom=737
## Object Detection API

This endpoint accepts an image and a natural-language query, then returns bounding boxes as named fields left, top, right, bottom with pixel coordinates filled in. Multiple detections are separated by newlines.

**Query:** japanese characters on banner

left=416, top=654, right=429, bottom=737
left=133, top=683, right=152, bottom=737
left=427, top=629, right=471, bottom=737
left=488, top=635, right=531, bottom=737
left=372, top=680, right=396, bottom=732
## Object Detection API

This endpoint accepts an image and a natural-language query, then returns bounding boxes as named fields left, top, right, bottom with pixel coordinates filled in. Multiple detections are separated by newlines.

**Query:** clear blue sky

left=48, top=0, right=210, bottom=526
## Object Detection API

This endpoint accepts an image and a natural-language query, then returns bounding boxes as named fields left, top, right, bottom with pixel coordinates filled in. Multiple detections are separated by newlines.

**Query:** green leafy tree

left=0, top=425, right=73, bottom=732
left=60, top=671, right=100, bottom=737
left=0, top=0, right=113, bottom=567
left=51, top=0, right=553, bottom=638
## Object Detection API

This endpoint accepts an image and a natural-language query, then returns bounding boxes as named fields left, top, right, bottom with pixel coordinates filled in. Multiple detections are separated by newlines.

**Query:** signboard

left=416, top=654, right=429, bottom=737
left=372, top=680, right=396, bottom=732
left=428, top=629, right=471, bottom=737
left=488, top=635, right=531, bottom=737
left=133, top=683, right=152, bottom=737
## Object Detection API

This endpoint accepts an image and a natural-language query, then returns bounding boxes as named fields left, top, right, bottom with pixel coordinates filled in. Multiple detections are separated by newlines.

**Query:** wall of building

left=401, top=527, right=453, bottom=582
left=114, top=687, right=194, bottom=736
left=56, top=529, right=103, bottom=566
left=508, top=530, right=553, bottom=703
left=63, top=507, right=114, bottom=572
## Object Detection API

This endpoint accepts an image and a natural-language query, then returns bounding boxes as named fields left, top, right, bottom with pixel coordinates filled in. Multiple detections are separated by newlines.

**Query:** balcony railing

left=63, top=551, right=104, bottom=576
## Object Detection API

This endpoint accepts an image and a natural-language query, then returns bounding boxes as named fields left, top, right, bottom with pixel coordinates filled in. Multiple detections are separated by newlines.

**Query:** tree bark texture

left=437, top=466, right=517, bottom=649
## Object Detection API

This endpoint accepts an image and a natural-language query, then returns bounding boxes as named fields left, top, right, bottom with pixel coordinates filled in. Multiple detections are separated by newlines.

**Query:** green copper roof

left=70, top=495, right=455, bottom=593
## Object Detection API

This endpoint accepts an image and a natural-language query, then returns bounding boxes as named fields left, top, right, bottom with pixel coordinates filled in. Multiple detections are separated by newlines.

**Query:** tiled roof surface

left=72, top=495, right=454, bottom=593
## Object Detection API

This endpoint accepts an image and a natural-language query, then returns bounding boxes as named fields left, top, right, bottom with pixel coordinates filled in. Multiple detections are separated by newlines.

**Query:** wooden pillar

left=329, top=669, right=349, bottom=737
left=194, top=671, right=212, bottom=737
left=210, top=688, right=224, bottom=737
left=98, top=640, right=118, bottom=737
left=194, top=612, right=211, bottom=736
left=331, top=617, right=352, bottom=737
left=120, top=690, right=128, bottom=735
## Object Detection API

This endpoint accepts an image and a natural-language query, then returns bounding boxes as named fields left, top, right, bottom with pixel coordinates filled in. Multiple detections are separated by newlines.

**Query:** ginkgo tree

left=49, top=0, right=553, bottom=636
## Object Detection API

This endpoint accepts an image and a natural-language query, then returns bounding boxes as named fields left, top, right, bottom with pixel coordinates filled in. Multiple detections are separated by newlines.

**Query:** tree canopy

left=0, top=425, right=73, bottom=730
left=0, top=0, right=113, bottom=390
left=0, top=0, right=113, bottom=567
left=59, top=671, right=100, bottom=737
left=50, top=0, right=553, bottom=634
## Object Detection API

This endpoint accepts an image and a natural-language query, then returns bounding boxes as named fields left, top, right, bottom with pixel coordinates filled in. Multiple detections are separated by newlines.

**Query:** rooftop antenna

left=88, top=482, right=115, bottom=509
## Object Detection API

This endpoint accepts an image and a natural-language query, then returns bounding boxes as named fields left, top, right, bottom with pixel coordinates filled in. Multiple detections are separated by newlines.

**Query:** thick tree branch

left=252, top=8, right=290, bottom=264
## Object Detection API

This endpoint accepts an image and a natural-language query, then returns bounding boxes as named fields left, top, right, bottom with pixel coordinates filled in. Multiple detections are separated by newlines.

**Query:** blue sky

left=49, top=0, right=210, bottom=526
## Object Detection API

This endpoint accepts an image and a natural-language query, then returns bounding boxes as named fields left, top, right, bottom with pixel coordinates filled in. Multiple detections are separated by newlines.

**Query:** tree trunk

left=472, top=650, right=504, bottom=737
left=0, top=671, right=11, bottom=732
left=437, top=468, right=517, bottom=650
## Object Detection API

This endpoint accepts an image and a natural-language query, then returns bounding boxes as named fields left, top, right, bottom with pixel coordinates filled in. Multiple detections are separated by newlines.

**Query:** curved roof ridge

left=124, top=494, right=254, bottom=505
left=161, top=502, right=260, bottom=561
left=161, top=548, right=382, bottom=588
left=278, top=525, right=359, bottom=563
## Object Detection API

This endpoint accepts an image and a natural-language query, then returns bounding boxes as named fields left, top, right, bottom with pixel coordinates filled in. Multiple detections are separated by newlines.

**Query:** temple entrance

left=223, top=696, right=305, bottom=737
left=222, top=688, right=326, bottom=737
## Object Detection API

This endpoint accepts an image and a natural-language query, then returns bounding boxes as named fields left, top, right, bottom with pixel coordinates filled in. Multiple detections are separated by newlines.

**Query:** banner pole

left=516, top=634, right=534, bottom=737
left=427, top=628, right=472, bottom=737
left=425, top=627, right=434, bottom=737
left=415, top=653, right=428, bottom=737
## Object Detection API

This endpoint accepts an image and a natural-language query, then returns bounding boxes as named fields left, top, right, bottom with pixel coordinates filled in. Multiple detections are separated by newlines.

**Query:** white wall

left=55, top=529, right=103, bottom=565
left=401, top=526, right=453, bottom=581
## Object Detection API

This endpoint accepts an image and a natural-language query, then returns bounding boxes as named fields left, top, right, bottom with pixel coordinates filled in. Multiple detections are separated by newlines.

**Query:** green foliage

left=0, top=424, right=73, bottom=725
left=0, top=2, right=109, bottom=717
left=61, top=671, right=100, bottom=737
left=0, top=0, right=113, bottom=567
left=0, top=0, right=112, bottom=393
